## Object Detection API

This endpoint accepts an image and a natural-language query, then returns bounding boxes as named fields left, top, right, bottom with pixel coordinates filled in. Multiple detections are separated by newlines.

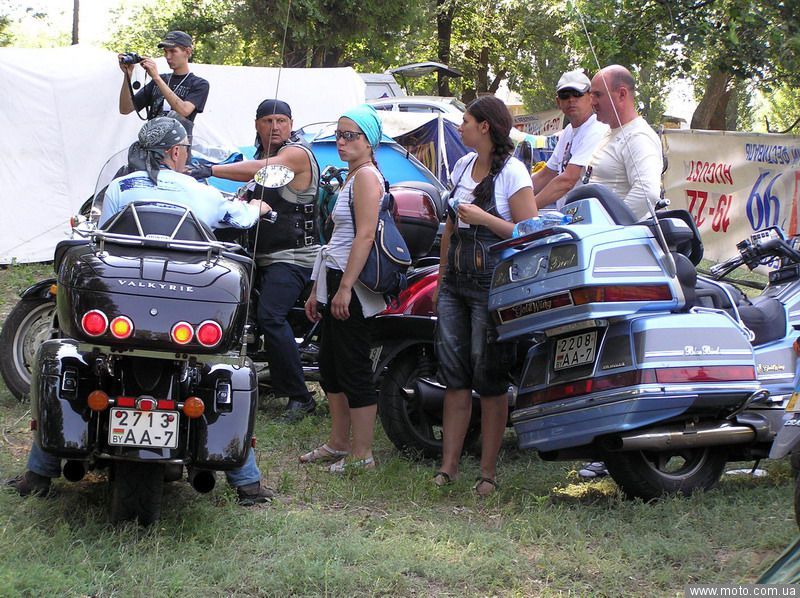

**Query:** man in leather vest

left=189, top=99, right=321, bottom=421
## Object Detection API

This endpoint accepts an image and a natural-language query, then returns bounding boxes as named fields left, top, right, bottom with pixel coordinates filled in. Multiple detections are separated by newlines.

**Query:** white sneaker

left=579, top=462, right=609, bottom=479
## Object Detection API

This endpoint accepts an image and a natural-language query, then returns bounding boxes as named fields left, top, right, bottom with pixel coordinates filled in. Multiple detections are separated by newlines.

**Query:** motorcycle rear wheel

left=0, top=297, right=57, bottom=400
left=605, top=446, right=727, bottom=501
left=378, top=349, right=479, bottom=459
left=110, top=461, right=165, bottom=526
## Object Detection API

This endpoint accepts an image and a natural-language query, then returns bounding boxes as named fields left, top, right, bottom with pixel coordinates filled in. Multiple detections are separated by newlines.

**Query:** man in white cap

left=118, top=30, right=210, bottom=130
left=531, top=69, right=608, bottom=210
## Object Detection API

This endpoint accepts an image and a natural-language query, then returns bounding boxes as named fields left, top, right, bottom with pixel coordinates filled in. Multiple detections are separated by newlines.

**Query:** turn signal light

left=87, top=390, right=110, bottom=411
left=196, top=320, right=223, bottom=347
left=81, top=310, right=108, bottom=337
left=171, top=322, right=194, bottom=345
left=182, top=396, right=205, bottom=419
left=110, top=315, right=134, bottom=339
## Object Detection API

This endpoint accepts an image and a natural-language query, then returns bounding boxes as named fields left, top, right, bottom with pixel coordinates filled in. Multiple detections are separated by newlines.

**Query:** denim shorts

left=434, top=271, right=516, bottom=397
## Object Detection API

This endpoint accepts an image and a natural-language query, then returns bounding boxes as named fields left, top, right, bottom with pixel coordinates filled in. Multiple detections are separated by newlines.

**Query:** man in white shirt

left=585, top=64, right=663, bottom=221
left=532, top=70, right=608, bottom=210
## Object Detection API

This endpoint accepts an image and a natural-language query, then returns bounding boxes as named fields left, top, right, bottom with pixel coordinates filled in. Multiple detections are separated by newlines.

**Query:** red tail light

left=171, top=322, right=194, bottom=345
left=81, top=310, right=108, bottom=337
left=654, top=365, right=756, bottom=383
left=196, top=320, right=223, bottom=347
left=109, top=316, right=134, bottom=339
left=571, top=284, right=672, bottom=305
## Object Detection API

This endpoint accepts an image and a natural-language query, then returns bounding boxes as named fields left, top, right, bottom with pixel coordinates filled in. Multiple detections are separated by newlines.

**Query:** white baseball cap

left=556, top=70, right=591, bottom=93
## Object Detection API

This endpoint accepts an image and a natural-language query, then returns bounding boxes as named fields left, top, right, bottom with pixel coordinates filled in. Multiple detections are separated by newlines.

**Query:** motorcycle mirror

left=254, top=164, right=295, bottom=188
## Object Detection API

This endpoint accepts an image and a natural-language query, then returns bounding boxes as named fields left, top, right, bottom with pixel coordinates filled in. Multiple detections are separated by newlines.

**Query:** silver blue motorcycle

left=489, top=184, right=800, bottom=500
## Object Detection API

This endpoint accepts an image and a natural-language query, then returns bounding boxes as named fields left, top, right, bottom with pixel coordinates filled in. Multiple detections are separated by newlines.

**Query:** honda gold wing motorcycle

left=487, top=184, right=799, bottom=500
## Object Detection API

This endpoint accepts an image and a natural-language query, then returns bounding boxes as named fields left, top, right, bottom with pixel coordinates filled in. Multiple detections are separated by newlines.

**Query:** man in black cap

left=118, top=31, right=210, bottom=129
left=189, top=100, right=321, bottom=422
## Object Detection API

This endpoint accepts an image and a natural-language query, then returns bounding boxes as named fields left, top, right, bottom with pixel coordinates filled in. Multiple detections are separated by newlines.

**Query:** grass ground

left=0, top=263, right=796, bottom=597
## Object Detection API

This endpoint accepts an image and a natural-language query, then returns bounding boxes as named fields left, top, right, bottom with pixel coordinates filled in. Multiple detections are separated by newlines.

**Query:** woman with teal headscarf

left=301, top=104, right=385, bottom=472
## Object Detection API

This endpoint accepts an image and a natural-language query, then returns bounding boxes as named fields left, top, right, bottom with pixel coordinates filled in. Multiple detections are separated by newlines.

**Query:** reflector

left=196, top=320, right=222, bottom=347
left=81, top=310, right=108, bottom=337
left=171, top=322, right=194, bottom=345
left=110, top=316, right=134, bottom=339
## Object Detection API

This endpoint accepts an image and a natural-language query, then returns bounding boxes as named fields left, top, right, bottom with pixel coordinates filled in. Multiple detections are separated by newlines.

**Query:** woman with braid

left=433, top=96, right=537, bottom=496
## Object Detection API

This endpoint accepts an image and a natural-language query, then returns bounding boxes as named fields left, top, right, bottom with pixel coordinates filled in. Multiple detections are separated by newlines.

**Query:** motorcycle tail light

left=87, top=390, right=110, bottom=411
left=81, top=310, right=108, bottom=337
left=182, top=396, right=205, bottom=418
left=196, top=320, right=223, bottom=347
left=171, top=322, right=194, bottom=345
left=110, top=316, right=134, bottom=339
left=654, top=365, right=756, bottom=383
left=137, top=397, right=156, bottom=411
left=523, top=370, right=657, bottom=408
left=571, top=284, right=672, bottom=305
left=116, top=396, right=136, bottom=408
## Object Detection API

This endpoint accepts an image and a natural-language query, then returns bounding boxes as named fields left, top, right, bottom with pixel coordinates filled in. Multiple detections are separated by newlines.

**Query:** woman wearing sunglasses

left=434, top=96, right=537, bottom=496
left=301, top=105, right=387, bottom=472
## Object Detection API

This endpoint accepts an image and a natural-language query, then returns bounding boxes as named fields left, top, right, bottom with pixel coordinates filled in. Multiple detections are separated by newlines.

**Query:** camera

left=119, top=52, right=144, bottom=65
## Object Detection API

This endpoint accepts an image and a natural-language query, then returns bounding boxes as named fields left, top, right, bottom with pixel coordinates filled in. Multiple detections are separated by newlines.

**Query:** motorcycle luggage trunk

left=55, top=242, right=250, bottom=354
left=511, top=311, right=759, bottom=452
left=392, top=183, right=441, bottom=262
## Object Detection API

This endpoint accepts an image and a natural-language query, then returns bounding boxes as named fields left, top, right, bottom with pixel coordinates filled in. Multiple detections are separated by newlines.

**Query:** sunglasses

left=335, top=130, right=365, bottom=142
left=557, top=89, right=586, bottom=100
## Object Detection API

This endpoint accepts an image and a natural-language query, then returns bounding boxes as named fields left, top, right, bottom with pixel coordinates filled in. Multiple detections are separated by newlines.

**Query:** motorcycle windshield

left=88, top=138, right=239, bottom=226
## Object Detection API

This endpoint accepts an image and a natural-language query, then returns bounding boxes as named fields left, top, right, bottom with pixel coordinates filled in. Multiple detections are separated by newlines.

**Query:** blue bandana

left=341, top=104, right=382, bottom=149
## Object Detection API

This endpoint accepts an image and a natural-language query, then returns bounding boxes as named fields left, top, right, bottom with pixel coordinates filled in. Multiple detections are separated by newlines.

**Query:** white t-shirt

left=449, top=153, right=532, bottom=225
left=586, top=116, right=662, bottom=221
left=544, top=114, right=608, bottom=209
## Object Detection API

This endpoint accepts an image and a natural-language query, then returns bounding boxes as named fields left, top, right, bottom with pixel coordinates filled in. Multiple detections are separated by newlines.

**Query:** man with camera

left=118, top=31, right=209, bottom=130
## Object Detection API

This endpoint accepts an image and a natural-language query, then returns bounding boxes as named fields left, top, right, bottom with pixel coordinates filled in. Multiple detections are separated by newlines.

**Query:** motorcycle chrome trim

left=511, top=381, right=760, bottom=422
left=592, top=266, right=663, bottom=273
left=544, top=319, right=608, bottom=338
left=689, top=305, right=756, bottom=342
left=77, top=343, right=245, bottom=367
left=93, top=452, right=189, bottom=465
left=644, top=349, right=753, bottom=358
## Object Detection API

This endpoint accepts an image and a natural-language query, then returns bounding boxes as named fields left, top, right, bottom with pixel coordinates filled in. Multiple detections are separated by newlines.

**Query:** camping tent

left=0, top=45, right=366, bottom=263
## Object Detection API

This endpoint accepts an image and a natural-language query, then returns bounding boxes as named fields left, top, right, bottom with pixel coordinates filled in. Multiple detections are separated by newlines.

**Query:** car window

left=399, top=104, right=441, bottom=113
left=371, top=104, right=392, bottom=111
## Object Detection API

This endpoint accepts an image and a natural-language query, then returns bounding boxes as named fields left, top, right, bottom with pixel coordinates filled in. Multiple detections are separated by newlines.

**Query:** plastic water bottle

left=512, top=211, right=570, bottom=238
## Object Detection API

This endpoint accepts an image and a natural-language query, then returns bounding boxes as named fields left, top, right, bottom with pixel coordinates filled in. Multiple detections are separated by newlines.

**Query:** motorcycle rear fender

left=369, top=314, right=436, bottom=381
left=20, top=278, right=58, bottom=300
left=32, top=339, right=92, bottom=458
left=769, top=411, right=800, bottom=459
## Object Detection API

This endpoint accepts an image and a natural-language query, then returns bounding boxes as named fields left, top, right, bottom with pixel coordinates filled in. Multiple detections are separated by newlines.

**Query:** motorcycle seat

left=563, top=184, right=636, bottom=225
left=739, top=296, right=786, bottom=346
left=104, top=202, right=216, bottom=242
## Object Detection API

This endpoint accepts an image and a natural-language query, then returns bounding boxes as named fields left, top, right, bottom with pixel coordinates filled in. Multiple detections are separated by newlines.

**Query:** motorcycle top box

left=55, top=202, right=251, bottom=354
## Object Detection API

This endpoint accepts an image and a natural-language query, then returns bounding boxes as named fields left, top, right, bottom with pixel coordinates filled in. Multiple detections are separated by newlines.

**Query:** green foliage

left=762, top=84, right=800, bottom=134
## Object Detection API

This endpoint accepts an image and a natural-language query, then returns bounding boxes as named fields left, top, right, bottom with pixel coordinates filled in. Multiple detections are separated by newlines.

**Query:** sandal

left=299, top=443, right=349, bottom=464
left=433, top=471, right=453, bottom=487
left=473, top=477, right=499, bottom=497
left=329, top=456, right=376, bottom=473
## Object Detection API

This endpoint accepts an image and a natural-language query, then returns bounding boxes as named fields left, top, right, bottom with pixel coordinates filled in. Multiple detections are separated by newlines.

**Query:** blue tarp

left=393, top=118, right=470, bottom=185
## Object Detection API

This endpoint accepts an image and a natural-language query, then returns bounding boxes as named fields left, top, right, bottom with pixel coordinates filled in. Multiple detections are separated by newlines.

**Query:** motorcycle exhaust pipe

left=188, top=469, right=216, bottom=494
left=63, top=460, right=87, bottom=482
left=604, top=421, right=756, bottom=452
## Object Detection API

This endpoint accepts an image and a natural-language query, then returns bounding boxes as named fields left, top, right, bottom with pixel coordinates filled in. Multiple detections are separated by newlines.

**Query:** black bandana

left=128, top=117, right=188, bottom=183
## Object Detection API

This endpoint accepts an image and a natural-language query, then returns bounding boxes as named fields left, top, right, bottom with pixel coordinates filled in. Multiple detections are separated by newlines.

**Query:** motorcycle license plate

left=554, top=331, right=597, bottom=371
left=109, top=409, right=179, bottom=448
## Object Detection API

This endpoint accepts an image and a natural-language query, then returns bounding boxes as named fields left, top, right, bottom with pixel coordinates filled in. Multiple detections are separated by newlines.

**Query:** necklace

left=166, top=72, right=189, bottom=90
left=345, top=162, right=371, bottom=185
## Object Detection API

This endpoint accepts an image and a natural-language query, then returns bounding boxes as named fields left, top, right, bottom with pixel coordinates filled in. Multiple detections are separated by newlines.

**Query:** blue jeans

left=27, top=441, right=259, bottom=488
left=257, top=262, right=314, bottom=401
left=435, top=272, right=516, bottom=396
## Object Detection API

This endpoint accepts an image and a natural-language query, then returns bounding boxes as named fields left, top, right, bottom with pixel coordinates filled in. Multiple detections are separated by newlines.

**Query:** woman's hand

left=305, top=286, right=321, bottom=322
left=457, top=203, right=489, bottom=226
left=331, top=285, right=352, bottom=320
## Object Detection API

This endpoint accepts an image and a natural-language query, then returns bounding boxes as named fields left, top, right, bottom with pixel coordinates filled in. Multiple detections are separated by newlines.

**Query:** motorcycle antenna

left=574, top=5, right=677, bottom=279
left=239, top=0, right=295, bottom=364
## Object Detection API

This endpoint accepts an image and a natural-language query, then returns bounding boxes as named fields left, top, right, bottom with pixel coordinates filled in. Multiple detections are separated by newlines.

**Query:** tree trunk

left=72, top=0, right=79, bottom=45
left=436, top=0, right=456, bottom=96
left=690, top=68, right=732, bottom=130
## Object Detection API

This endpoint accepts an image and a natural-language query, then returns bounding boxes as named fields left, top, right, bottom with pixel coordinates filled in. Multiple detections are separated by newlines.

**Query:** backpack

left=350, top=179, right=411, bottom=298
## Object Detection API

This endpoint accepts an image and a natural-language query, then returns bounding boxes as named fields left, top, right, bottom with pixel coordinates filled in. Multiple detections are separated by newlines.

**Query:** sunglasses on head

left=557, top=89, right=586, bottom=100
left=334, top=130, right=365, bottom=142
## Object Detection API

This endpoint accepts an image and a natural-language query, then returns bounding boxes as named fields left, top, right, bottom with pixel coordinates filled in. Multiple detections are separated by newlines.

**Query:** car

left=368, top=96, right=466, bottom=116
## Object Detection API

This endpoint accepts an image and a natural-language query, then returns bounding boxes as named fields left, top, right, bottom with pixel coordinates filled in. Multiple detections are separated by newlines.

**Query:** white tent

left=0, top=45, right=366, bottom=263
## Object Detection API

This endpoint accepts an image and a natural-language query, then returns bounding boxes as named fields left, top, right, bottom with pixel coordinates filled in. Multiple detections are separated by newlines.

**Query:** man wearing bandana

left=7, top=118, right=276, bottom=506
left=189, top=100, right=321, bottom=423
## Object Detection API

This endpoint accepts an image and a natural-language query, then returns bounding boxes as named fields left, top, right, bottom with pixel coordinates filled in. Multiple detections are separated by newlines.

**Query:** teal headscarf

left=341, top=104, right=382, bottom=150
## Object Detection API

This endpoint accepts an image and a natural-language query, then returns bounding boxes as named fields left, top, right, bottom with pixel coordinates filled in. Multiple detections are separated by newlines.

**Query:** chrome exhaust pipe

left=62, top=460, right=86, bottom=482
left=188, top=469, right=216, bottom=493
left=608, top=421, right=756, bottom=452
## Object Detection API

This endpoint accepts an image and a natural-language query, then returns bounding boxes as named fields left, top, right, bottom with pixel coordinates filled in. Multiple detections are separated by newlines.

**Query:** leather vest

left=250, top=140, right=320, bottom=255
left=446, top=155, right=504, bottom=286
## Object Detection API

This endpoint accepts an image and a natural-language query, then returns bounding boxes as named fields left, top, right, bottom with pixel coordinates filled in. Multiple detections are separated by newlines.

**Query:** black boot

left=5, top=470, right=51, bottom=497
left=280, top=395, right=317, bottom=423
left=236, top=481, right=275, bottom=506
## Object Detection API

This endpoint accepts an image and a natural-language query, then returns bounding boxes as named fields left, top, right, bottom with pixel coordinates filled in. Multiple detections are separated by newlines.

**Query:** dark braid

left=469, top=96, right=515, bottom=210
